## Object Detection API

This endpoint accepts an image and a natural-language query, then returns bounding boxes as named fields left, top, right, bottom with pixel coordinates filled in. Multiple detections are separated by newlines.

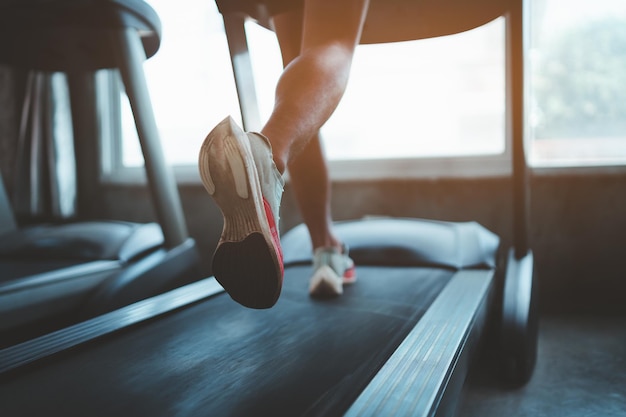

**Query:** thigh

left=273, top=8, right=304, bottom=67
left=265, top=0, right=304, bottom=15
left=301, top=0, right=370, bottom=51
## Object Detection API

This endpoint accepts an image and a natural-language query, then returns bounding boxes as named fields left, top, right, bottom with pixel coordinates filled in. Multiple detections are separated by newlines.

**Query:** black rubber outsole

left=212, top=233, right=283, bottom=309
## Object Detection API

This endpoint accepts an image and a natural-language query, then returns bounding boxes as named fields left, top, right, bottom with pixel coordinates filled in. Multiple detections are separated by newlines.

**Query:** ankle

left=312, top=239, right=343, bottom=253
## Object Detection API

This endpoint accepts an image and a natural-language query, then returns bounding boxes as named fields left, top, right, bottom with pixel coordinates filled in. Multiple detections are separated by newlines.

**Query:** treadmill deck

left=1, top=264, right=453, bottom=417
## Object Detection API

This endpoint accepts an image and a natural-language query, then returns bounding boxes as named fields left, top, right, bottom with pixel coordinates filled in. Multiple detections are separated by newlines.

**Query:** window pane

left=528, top=0, right=626, bottom=167
left=121, top=2, right=505, bottom=167
left=322, top=20, right=505, bottom=160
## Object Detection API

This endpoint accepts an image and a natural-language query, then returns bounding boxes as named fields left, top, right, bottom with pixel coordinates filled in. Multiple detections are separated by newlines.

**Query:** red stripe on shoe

left=343, top=266, right=356, bottom=279
left=263, top=197, right=284, bottom=277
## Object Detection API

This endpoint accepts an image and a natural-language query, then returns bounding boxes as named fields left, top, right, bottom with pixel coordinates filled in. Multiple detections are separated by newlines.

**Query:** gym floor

left=456, top=314, right=626, bottom=417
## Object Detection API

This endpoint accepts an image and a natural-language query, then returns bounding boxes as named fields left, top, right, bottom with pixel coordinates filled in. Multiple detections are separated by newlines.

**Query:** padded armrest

left=282, top=217, right=500, bottom=270
left=0, top=221, right=163, bottom=263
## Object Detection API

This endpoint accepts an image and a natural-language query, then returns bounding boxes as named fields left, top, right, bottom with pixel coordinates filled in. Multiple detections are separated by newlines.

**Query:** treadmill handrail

left=507, top=0, right=532, bottom=259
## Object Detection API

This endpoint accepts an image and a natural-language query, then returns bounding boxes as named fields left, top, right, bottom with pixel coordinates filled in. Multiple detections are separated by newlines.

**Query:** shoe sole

left=199, top=117, right=282, bottom=309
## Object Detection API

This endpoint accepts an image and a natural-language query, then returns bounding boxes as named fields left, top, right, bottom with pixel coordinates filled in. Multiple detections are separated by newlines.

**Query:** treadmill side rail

left=0, top=278, right=224, bottom=375
left=345, top=269, right=495, bottom=417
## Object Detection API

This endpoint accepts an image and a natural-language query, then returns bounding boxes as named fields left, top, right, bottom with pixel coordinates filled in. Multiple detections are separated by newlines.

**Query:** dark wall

left=100, top=170, right=626, bottom=315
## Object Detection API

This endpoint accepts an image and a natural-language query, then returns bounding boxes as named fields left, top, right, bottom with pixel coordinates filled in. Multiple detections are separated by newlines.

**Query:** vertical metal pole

left=67, top=72, right=101, bottom=219
left=29, top=73, right=45, bottom=216
left=14, top=72, right=35, bottom=217
left=114, top=27, right=188, bottom=248
left=0, top=171, right=17, bottom=234
left=507, top=0, right=530, bottom=259
left=223, top=14, right=262, bottom=132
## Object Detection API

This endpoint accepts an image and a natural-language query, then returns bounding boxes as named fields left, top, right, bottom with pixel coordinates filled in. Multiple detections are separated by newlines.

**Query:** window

left=527, top=0, right=626, bottom=167
left=106, top=0, right=626, bottom=182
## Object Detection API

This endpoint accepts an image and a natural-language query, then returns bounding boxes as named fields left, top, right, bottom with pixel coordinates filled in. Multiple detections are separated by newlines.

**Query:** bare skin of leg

left=264, top=0, right=370, bottom=250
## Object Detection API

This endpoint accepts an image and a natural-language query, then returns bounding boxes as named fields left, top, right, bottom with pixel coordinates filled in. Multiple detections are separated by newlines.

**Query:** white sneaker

left=309, top=245, right=357, bottom=298
left=199, top=116, right=285, bottom=309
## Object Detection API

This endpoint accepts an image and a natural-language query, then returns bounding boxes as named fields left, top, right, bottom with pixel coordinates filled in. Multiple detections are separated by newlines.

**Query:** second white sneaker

left=309, top=245, right=356, bottom=298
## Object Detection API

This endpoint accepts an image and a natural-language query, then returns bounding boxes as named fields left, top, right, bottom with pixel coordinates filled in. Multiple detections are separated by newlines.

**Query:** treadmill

left=0, top=0, right=202, bottom=347
left=0, top=0, right=537, bottom=415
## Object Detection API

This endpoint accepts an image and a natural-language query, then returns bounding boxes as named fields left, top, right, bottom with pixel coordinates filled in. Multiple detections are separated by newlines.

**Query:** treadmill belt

left=0, top=265, right=453, bottom=417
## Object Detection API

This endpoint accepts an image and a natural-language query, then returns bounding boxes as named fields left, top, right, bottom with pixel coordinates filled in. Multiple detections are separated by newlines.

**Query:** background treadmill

left=0, top=0, right=202, bottom=347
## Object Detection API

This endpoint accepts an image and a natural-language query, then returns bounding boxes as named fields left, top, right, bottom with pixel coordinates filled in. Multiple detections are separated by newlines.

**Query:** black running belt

left=0, top=264, right=452, bottom=417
